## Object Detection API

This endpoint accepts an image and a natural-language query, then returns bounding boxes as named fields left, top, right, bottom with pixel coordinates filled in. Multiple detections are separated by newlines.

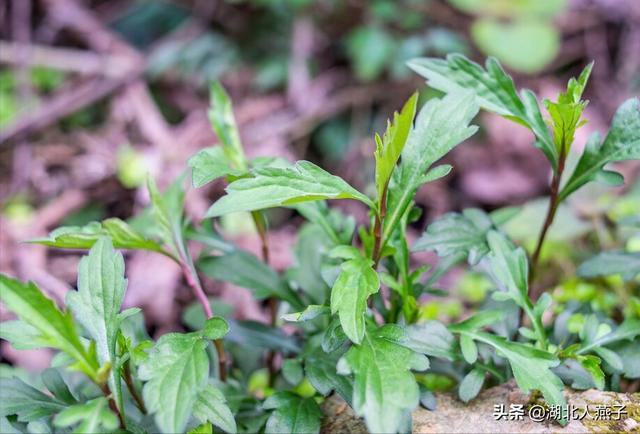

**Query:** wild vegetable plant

left=1, top=54, right=639, bottom=434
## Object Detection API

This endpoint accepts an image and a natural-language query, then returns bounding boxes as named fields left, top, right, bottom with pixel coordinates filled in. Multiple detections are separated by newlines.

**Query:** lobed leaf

left=383, top=91, right=479, bottom=246
left=408, top=54, right=557, bottom=168
left=53, top=397, right=118, bottom=434
left=0, top=275, right=98, bottom=381
left=374, top=93, right=418, bottom=201
left=338, top=325, right=429, bottom=433
left=29, top=218, right=164, bottom=254
left=208, top=81, right=248, bottom=171
left=193, top=384, right=237, bottom=434
left=560, top=98, right=640, bottom=200
left=66, top=237, right=136, bottom=415
left=0, top=377, right=67, bottom=422
left=206, top=161, right=373, bottom=217
left=138, top=333, right=210, bottom=433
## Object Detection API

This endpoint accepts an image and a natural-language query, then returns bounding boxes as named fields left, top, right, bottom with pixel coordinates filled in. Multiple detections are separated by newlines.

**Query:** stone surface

left=322, top=381, right=640, bottom=433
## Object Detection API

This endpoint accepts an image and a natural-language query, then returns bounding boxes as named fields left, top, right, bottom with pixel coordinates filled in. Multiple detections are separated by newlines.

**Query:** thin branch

left=98, top=383, right=125, bottom=428
left=123, top=359, right=147, bottom=415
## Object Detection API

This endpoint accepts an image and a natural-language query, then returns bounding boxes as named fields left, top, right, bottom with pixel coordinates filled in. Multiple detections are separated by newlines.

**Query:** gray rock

left=322, top=381, right=640, bottom=433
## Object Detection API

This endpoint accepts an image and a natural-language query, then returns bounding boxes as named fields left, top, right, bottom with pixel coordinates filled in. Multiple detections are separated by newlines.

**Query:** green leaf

left=460, top=334, right=478, bottom=364
left=281, top=305, right=329, bottom=322
left=402, top=321, right=458, bottom=361
left=42, top=368, right=77, bottom=405
left=281, top=359, right=303, bottom=385
left=455, top=331, right=566, bottom=422
left=0, top=275, right=98, bottom=381
left=29, top=218, right=165, bottom=254
left=53, top=397, right=118, bottom=434
left=413, top=208, right=493, bottom=265
left=147, top=176, right=186, bottom=254
left=0, top=320, right=45, bottom=350
left=374, top=93, right=418, bottom=201
left=330, top=251, right=380, bottom=344
left=471, top=18, right=559, bottom=74
left=338, top=325, right=429, bottom=433
left=206, top=161, right=373, bottom=217
left=193, top=384, right=237, bottom=434
left=408, top=54, right=557, bottom=168
left=226, top=320, right=300, bottom=353
left=188, top=147, right=245, bottom=188
left=383, top=91, right=479, bottom=246
left=577, top=355, right=605, bottom=390
left=66, top=237, right=134, bottom=414
left=208, top=81, right=247, bottom=171
left=304, top=348, right=353, bottom=402
left=544, top=62, right=593, bottom=154
left=203, top=317, right=230, bottom=340
left=560, top=98, right=640, bottom=200
left=486, top=231, right=546, bottom=345
left=263, top=392, right=323, bottom=434
left=593, top=347, right=623, bottom=372
left=346, top=26, right=396, bottom=81
left=577, top=251, right=640, bottom=282
left=199, top=251, right=299, bottom=306
left=0, top=377, right=67, bottom=422
left=458, top=368, right=485, bottom=403
left=138, top=332, right=210, bottom=433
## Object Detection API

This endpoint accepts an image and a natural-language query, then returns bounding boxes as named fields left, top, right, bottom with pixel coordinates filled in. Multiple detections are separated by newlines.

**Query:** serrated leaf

left=560, top=98, right=640, bottom=200
left=458, top=368, right=485, bottom=403
left=263, top=392, right=323, bottom=434
left=206, top=161, right=373, bottom=217
left=383, top=91, right=479, bottom=245
left=0, top=275, right=98, bottom=381
left=188, top=147, right=245, bottom=188
left=454, top=331, right=566, bottom=423
left=544, top=62, right=593, bottom=155
left=28, top=218, right=165, bottom=254
left=338, top=325, right=428, bottom=433
left=330, top=252, right=380, bottom=344
left=53, top=397, right=118, bottom=434
left=413, top=208, right=493, bottom=265
left=577, top=251, right=640, bottom=282
left=147, top=176, right=186, bottom=254
left=209, top=82, right=247, bottom=171
left=374, top=93, right=418, bottom=200
left=193, top=384, right=236, bottom=434
left=199, top=251, right=299, bottom=306
left=486, top=231, right=529, bottom=307
left=0, top=377, right=67, bottom=422
left=66, top=237, right=133, bottom=414
left=408, top=54, right=557, bottom=168
left=138, top=332, right=210, bottom=433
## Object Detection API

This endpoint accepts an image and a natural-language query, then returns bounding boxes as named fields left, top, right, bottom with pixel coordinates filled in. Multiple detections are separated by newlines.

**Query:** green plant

left=1, top=54, right=638, bottom=433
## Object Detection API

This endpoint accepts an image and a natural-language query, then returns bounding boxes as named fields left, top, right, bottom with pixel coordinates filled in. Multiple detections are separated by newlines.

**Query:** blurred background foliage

left=0, top=0, right=638, bottom=373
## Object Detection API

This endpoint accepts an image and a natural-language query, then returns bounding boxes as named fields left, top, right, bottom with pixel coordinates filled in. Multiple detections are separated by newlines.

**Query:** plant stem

left=252, top=211, right=278, bottom=386
left=180, top=261, right=227, bottom=381
left=99, top=382, right=125, bottom=428
left=372, top=182, right=389, bottom=269
left=529, top=147, right=567, bottom=290
left=123, top=359, right=146, bottom=415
